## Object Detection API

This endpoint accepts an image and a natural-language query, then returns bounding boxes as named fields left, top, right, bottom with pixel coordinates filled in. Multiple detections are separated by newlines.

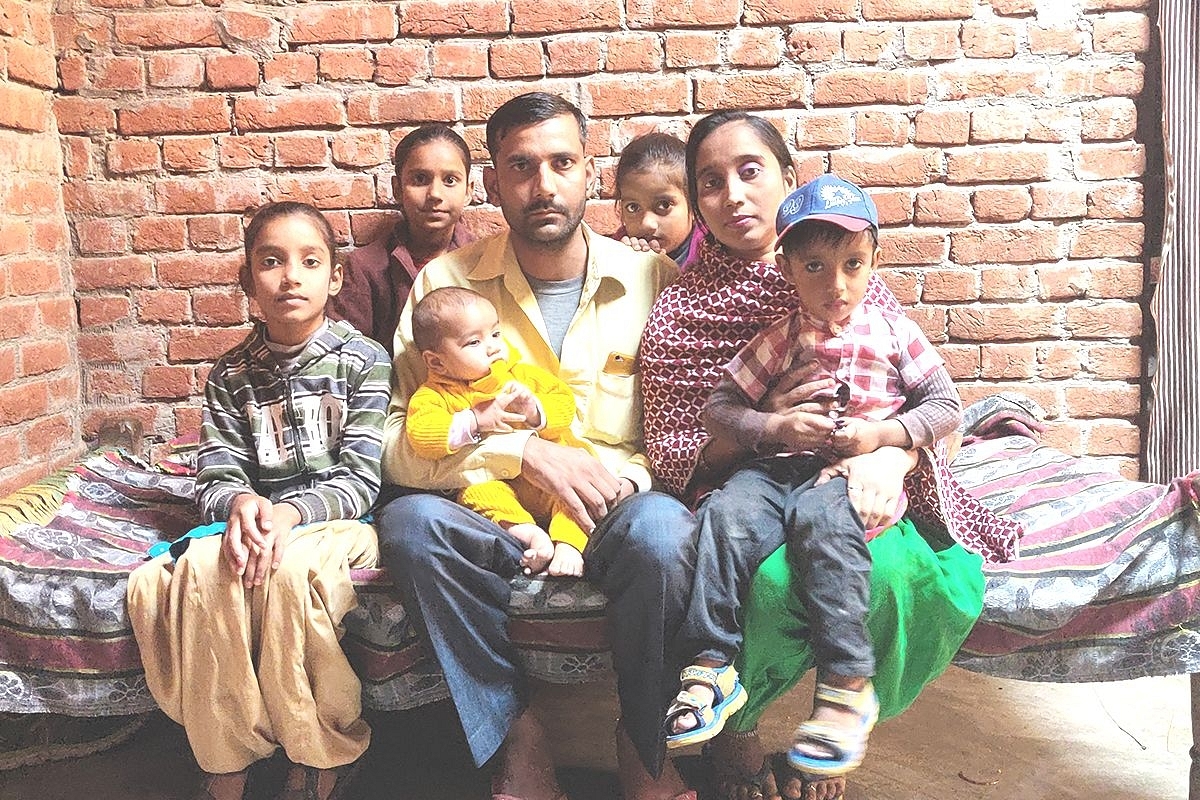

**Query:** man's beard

left=509, top=198, right=586, bottom=248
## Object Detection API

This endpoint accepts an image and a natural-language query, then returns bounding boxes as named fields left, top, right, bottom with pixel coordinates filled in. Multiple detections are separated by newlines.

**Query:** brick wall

left=0, top=0, right=79, bottom=496
left=51, top=0, right=1152, bottom=478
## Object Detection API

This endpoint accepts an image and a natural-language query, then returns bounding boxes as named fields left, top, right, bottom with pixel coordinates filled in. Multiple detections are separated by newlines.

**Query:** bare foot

left=615, top=721, right=693, bottom=800
left=507, top=523, right=554, bottom=575
left=490, top=708, right=563, bottom=800
left=709, top=730, right=780, bottom=800
left=196, top=770, right=246, bottom=800
left=775, top=764, right=845, bottom=800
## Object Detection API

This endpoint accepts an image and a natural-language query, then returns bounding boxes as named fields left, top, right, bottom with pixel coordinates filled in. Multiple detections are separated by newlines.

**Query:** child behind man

left=667, top=175, right=962, bottom=782
left=127, top=201, right=392, bottom=800
left=405, top=286, right=594, bottom=577
left=613, top=131, right=705, bottom=267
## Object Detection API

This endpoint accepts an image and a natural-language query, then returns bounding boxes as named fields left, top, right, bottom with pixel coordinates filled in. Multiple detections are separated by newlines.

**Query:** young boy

left=127, top=202, right=392, bottom=800
left=667, top=175, right=961, bottom=782
left=405, top=286, right=592, bottom=577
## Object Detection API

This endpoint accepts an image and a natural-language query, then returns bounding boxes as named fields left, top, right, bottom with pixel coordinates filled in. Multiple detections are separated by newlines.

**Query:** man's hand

left=472, top=388, right=527, bottom=435
left=764, top=408, right=837, bottom=453
left=238, top=501, right=300, bottom=588
left=546, top=541, right=584, bottom=577
left=520, top=436, right=623, bottom=532
left=222, top=493, right=272, bottom=575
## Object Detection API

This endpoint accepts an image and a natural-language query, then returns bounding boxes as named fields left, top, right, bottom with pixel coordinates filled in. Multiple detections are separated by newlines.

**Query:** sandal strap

left=814, top=681, right=875, bottom=712
left=679, top=664, right=720, bottom=689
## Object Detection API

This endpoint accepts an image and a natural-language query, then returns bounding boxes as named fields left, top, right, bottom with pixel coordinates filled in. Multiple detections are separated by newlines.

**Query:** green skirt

left=730, top=517, right=985, bottom=729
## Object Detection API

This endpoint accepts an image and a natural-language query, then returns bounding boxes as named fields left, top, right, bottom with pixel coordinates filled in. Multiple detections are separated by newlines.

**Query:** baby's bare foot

left=509, top=523, right=553, bottom=574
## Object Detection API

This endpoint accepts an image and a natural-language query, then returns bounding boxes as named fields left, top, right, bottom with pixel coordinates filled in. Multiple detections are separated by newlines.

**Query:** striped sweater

left=196, top=319, right=392, bottom=526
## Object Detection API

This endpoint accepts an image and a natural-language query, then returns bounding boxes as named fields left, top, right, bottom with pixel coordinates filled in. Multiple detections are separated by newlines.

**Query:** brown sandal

left=276, top=761, right=361, bottom=800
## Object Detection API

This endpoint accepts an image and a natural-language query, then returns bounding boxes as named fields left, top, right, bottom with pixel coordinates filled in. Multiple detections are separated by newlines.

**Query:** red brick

left=192, top=287, right=248, bottom=325
left=844, top=26, right=896, bottom=63
left=74, top=255, right=154, bottom=290
left=990, top=0, right=1036, bottom=12
left=879, top=230, right=946, bottom=265
left=163, top=137, right=218, bottom=173
left=92, top=56, right=146, bottom=91
left=318, top=48, right=375, bottom=81
left=1037, top=418, right=1084, bottom=453
left=154, top=177, right=265, bottom=214
left=1027, top=108, right=1081, bottom=144
left=39, top=297, right=76, bottom=334
left=0, top=381, right=49, bottom=426
left=26, top=413, right=75, bottom=456
left=78, top=295, right=132, bottom=327
left=785, top=26, right=842, bottom=62
left=1054, top=61, right=1144, bottom=98
left=961, top=19, right=1018, bottom=58
left=547, top=35, right=605, bottom=74
left=1081, top=0, right=1149, bottom=8
left=904, top=305, right=948, bottom=342
left=903, top=22, right=961, bottom=60
left=288, top=3, right=397, bottom=44
left=0, top=218, right=30, bottom=257
left=972, top=187, right=1031, bottom=223
left=871, top=189, right=915, bottom=225
left=696, top=73, right=804, bottom=112
left=32, top=220, right=67, bottom=252
left=877, top=268, right=919, bottom=303
left=78, top=327, right=166, bottom=363
left=813, top=68, right=929, bottom=105
left=347, top=86, right=457, bottom=125
left=589, top=75, right=690, bottom=116
left=270, top=174, right=375, bottom=209
left=1088, top=261, right=1143, bottom=298
left=234, top=94, right=344, bottom=132
left=1029, top=24, right=1085, bottom=55
left=914, top=188, right=972, bottom=225
left=156, top=251, right=241, bottom=288
left=1063, top=382, right=1140, bottom=418
left=214, top=9, right=279, bottom=52
left=743, top=0, right=855, bottom=23
left=1038, top=262, right=1090, bottom=300
left=85, top=368, right=136, bottom=401
left=946, top=146, right=1051, bottom=184
left=377, top=43, right=430, bottom=85
left=490, top=40, right=545, bottom=79
left=0, top=299, right=37, bottom=338
left=1092, top=12, right=1150, bottom=53
left=6, top=177, right=60, bottom=215
left=9, top=257, right=63, bottom=295
left=980, top=264, right=1037, bottom=300
left=980, top=343, right=1037, bottom=379
left=914, top=109, right=969, bottom=145
left=131, top=217, right=187, bottom=253
left=1064, top=300, right=1141, bottom=338
left=7, top=37, right=57, bottom=89
left=273, top=134, right=329, bottom=168
left=1080, top=98, right=1137, bottom=141
left=863, top=0, right=973, bottom=20
left=948, top=304, right=1059, bottom=341
left=1086, top=420, right=1139, bottom=456
left=206, top=54, right=261, bottom=90
left=187, top=215, right=244, bottom=251
left=107, top=139, right=161, bottom=175
left=263, top=53, right=318, bottom=86
left=1087, top=182, right=1143, bottom=220
left=142, top=365, right=194, bottom=399
left=58, top=55, right=87, bottom=92
left=1031, top=183, right=1088, bottom=220
left=795, top=111, right=853, bottom=148
left=53, top=11, right=113, bottom=54
left=19, top=339, right=71, bottom=377
left=1036, top=342, right=1083, bottom=379
left=119, top=97, right=230, bottom=136
left=626, top=0, right=739, bottom=27
left=855, top=110, right=908, bottom=145
left=168, top=326, right=252, bottom=362
left=330, top=130, right=387, bottom=169
left=62, top=137, right=91, bottom=179
left=219, top=135, right=273, bottom=170
left=970, top=106, right=1028, bottom=143
left=951, top=226, right=1060, bottom=264
left=148, top=53, right=204, bottom=88
left=399, top=0, right=508, bottom=36
left=53, top=97, right=114, bottom=135
left=1087, top=343, right=1141, bottom=379
left=729, top=28, right=784, bottom=67
left=75, top=218, right=128, bottom=255
left=135, top=289, right=191, bottom=324
left=513, top=0, right=620, bottom=31
left=665, top=31, right=721, bottom=67
left=431, top=41, right=487, bottom=79
left=1070, top=221, right=1143, bottom=259
left=922, top=268, right=978, bottom=302
left=829, top=147, right=940, bottom=187
left=1076, top=143, right=1145, bottom=182
left=174, top=405, right=203, bottom=436
left=604, top=33, right=662, bottom=72
left=942, top=63, right=1049, bottom=100
left=114, top=10, right=221, bottom=47
left=938, top=343, right=980, bottom=379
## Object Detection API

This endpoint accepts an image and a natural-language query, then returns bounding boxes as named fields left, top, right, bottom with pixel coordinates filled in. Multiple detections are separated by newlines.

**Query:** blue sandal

left=787, top=681, right=879, bottom=779
left=664, top=664, right=748, bottom=749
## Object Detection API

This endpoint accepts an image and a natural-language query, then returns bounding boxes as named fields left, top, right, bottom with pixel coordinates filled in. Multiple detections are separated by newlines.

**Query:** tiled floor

left=0, top=668, right=1191, bottom=799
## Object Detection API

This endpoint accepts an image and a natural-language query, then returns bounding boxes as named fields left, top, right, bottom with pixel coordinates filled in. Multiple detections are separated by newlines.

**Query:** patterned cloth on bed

left=0, top=395, right=1197, bottom=716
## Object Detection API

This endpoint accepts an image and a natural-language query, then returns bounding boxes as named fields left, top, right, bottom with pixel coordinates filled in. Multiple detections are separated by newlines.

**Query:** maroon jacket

left=329, top=220, right=475, bottom=356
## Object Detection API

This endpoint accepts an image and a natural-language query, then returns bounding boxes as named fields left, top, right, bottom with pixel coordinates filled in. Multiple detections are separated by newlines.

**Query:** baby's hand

left=546, top=542, right=584, bottom=577
left=472, top=393, right=526, bottom=435
left=829, top=419, right=883, bottom=457
left=620, top=235, right=662, bottom=254
left=501, top=381, right=540, bottom=427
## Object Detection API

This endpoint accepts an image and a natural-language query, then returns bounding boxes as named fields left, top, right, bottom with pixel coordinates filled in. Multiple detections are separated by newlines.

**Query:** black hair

left=615, top=132, right=687, bottom=197
left=779, top=218, right=880, bottom=257
left=485, top=92, right=587, bottom=157
left=411, top=286, right=488, bottom=352
left=684, top=111, right=793, bottom=217
left=394, top=124, right=471, bottom=177
left=241, top=201, right=337, bottom=292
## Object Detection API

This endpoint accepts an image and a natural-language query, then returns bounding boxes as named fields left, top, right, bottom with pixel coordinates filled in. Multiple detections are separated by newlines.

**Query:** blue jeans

left=678, top=457, right=875, bottom=677
left=376, top=490, right=695, bottom=775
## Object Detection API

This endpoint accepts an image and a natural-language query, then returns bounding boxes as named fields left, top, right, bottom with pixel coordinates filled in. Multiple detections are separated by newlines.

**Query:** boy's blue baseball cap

left=775, top=174, right=879, bottom=248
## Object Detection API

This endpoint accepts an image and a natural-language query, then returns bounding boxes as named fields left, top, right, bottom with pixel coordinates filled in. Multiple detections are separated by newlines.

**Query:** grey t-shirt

left=527, top=273, right=584, bottom=359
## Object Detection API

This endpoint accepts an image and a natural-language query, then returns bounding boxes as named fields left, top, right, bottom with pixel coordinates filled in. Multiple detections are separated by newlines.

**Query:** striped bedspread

left=0, top=398, right=1197, bottom=716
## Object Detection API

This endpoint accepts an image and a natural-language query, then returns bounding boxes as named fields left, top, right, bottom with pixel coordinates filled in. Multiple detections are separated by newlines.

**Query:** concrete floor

left=0, top=668, right=1191, bottom=799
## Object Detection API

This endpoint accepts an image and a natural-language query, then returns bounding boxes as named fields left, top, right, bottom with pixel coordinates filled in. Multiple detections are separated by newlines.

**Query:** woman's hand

left=817, top=446, right=918, bottom=530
